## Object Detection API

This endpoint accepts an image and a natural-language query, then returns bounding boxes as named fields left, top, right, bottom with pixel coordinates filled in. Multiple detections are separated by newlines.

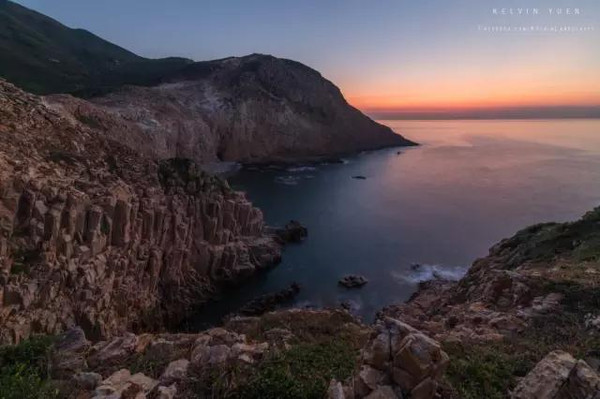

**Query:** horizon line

left=363, top=105, right=600, bottom=120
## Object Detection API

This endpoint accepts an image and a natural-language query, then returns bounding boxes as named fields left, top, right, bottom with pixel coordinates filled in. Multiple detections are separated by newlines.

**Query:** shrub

left=0, top=336, right=59, bottom=399
left=239, top=340, right=356, bottom=399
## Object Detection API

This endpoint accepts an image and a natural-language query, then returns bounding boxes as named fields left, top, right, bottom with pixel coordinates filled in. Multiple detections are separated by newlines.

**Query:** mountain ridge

left=0, top=0, right=193, bottom=95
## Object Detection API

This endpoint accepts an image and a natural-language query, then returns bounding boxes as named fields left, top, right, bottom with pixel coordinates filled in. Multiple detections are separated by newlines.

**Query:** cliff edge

left=0, top=80, right=281, bottom=343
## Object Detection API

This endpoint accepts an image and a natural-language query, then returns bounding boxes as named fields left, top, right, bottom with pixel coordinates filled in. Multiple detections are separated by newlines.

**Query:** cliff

left=48, top=54, right=415, bottom=164
left=0, top=80, right=281, bottom=343
left=382, top=208, right=600, bottom=398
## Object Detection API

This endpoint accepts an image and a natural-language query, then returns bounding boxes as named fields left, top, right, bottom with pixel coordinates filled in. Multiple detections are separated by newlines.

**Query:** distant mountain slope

left=1, top=1, right=416, bottom=162
left=49, top=54, right=417, bottom=164
left=0, top=0, right=192, bottom=94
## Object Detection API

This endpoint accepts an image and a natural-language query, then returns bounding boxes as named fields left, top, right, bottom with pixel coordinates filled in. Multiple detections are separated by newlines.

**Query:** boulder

left=88, top=333, right=138, bottom=368
left=157, top=384, right=177, bottom=399
left=365, top=386, right=398, bottom=399
left=339, top=275, right=368, bottom=288
left=512, top=350, right=577, bottom=399
left=74, top=371, right=103, bottom=390
left=236, top=283, right=300, bottom=316
left=275, top=220, right=308, bottom=243
left=557, top=360, right=600, bottom=398
left=160, top=359, right=189, bottom=383
left=51, top=327, right=91, bottom=378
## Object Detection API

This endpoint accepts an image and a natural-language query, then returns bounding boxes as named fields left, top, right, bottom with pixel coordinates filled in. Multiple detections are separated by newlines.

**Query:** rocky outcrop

left=339, top=275, right=369, bottom=288
left=47, top=54, right=416, bottom=165
left=0, top=80, right=281, bottom=343
left=330, top=317, right=449, bottom=399
left=50, top=325, right=270, bottom=399
left=44, top=309, right=373, bottom=399
left=381, top=208, right=600, bottom=345
left=512, top=350, right=600, bottom=399
left=275, top=220, right=308, bottom=243
left=380, top=208, right=600, bottom=398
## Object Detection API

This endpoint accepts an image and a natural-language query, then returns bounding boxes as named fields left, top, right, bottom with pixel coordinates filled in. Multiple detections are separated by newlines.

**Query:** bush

left=0, top=336, right=59, bottom=399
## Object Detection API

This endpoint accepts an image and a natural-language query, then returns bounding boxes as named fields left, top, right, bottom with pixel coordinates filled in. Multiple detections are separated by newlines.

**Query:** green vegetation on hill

left=0, top=0, right=192, bottom=95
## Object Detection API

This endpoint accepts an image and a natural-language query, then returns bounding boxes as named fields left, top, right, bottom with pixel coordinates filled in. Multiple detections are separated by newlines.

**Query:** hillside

left=0, top=0, right=191, bottom=95
left=49, top=54, right=416, bottom=164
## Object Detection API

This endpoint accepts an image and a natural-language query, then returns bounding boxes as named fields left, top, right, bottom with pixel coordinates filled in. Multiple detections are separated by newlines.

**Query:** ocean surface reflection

left=185, top=119, right=600, bottom=329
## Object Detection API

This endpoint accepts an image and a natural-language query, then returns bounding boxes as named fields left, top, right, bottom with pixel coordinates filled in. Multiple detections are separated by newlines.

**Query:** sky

left=14, top=0, right=600, bottom=117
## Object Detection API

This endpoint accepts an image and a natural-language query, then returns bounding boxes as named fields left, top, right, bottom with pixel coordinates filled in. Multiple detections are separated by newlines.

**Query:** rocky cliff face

left=48, top=54, right=416, bottom=165
left=382, top=208, right=600, bottom=398
left=0, top=80, right=281, bottom=344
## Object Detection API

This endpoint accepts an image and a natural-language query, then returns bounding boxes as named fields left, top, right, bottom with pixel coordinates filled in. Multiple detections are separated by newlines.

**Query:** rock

left=49, top=54, right=416, bottom=165
left=558, top=360, right=600, bottom=398
left=94, top=369, right=157, bottom=398
left=410, top=377, right=437, bottom=399
left=512, top=350, right=577, bottom=398
left=0, top=79, right=284, bottom=345
left=74, top=371, right=103, bottom=390
left=160, top=359, right=189, bottom=383
left=339, top=275, right=368, bottom=288
left=355, top=365, right=387, bottom=397
left=275, top=220, right=308, bottom=243
left=365, top=386, right=399, bottom=399
left=336, top=317, right=447, bottom=399
left=88, top=333, right=138, bottom=368
left=157, top=384, right=177, bottom=399
left=51, top=327, right=91, bottom=378
left=352, top=176, right=367, bottom=180
left=191, top=343, right=232, bottom=366
left=128, top=372, right=158, bottom=392
left=363, top=329, right=391, bottom=370
left=236, top=283, right=301, bottom=316
left=328, top=380, right=346, bottom=399
left=95, top=369, right=132, bottom=396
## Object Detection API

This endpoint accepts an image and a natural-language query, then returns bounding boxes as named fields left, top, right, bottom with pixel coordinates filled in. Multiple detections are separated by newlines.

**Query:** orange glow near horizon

left=335, top=35, right=600, bottom=113
left=345, top=77, right=600, bottom=112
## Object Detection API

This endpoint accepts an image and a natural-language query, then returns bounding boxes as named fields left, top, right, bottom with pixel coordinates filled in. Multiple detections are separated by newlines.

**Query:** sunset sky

left=14, top=0, right=600, bottom=117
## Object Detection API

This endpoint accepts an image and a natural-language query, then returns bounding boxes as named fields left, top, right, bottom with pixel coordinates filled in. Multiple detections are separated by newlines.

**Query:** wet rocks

left=339, top=275, right=369, bottom=288
left=237, top=283, right=301, bottom=316
left=275, top=220, right=308, bottom=243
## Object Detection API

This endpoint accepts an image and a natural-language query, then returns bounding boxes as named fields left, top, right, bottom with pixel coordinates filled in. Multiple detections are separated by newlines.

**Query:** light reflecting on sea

left=185, top=119, right=600, bottom=329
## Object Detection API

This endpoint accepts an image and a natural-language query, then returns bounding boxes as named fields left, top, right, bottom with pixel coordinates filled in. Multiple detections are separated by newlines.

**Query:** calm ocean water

left=186, top=119, right=600, bottom=328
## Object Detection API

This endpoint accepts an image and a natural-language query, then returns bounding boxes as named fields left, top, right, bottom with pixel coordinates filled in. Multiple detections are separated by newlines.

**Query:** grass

left=442, top=341, right=532, bottom=399
left=499, top=207, right=600, bottom=269
left=239, top=341, right=357, bottom=399
left=182, top=339, right=358, bottom=399
left=0, top=335, right=60, bottom=399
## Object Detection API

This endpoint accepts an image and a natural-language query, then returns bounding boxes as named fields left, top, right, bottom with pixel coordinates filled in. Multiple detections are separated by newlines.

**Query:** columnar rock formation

left=0, top=80, right=281, bottom=343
